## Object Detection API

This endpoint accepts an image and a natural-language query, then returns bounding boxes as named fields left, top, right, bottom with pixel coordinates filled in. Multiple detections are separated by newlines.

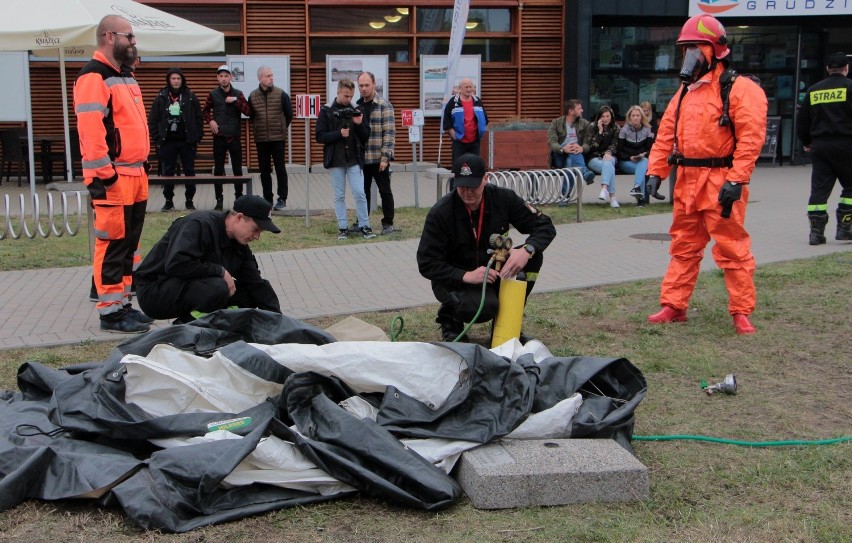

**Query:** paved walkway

left=0, top=164, right=849, bottom=349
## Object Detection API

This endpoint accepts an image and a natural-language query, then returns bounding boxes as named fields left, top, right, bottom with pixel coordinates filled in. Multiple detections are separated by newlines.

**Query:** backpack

left=719, top=69, right=763, bottom=141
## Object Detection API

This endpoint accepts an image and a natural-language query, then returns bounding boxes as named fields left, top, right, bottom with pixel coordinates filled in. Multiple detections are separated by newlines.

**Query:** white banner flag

left=442, top=0, right=470, bottom=130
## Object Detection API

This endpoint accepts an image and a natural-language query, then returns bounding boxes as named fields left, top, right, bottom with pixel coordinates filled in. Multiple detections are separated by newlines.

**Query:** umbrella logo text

left=113, top=5, right=178, bottom=31
left=35, top=31, right=61, bottom=47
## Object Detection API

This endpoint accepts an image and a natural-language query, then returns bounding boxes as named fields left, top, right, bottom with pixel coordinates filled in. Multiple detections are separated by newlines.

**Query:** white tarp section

left=0, top=0, right=224, bottom=190
left=122, top=340, right=583, bottom=496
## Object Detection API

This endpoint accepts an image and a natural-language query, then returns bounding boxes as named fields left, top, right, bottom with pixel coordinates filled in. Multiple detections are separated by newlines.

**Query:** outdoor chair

left=0, top=129, right=30, bottom=186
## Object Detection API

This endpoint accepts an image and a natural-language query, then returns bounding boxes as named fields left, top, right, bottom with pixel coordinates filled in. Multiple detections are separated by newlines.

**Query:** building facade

left=14, top=1, right=852, bottom=168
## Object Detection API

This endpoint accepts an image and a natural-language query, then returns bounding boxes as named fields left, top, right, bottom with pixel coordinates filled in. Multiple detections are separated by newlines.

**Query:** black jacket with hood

left=149, top=67, right=204, bottom=147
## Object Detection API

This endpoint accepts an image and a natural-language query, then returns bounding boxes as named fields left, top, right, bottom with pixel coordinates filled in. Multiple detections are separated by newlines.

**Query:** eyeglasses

left=106, top=31, right=136, bottom=41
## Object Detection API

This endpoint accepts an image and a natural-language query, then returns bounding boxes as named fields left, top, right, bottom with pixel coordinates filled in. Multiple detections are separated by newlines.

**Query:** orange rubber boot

left=647, top=305, right=687, bottom=324
left=732, top=314, right=756, bottom=335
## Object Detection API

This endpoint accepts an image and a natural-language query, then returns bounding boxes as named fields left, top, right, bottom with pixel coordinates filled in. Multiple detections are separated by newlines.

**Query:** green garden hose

left=453, top=258, right=496, bottom=342
left=633, top=435, right=851, bottom=447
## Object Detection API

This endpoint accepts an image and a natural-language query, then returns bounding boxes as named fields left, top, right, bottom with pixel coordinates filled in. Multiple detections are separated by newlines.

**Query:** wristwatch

left=523, top=244, right=536, bottom=257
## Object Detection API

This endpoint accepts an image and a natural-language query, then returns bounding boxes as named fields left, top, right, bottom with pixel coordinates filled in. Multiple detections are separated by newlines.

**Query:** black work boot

left=836, top=208, right=852, bottom=241
left=436, top=312, right=466, bottom=342
left=161, top=199, right=175, bottom=211
left=808, top=213, right=829, bottom=245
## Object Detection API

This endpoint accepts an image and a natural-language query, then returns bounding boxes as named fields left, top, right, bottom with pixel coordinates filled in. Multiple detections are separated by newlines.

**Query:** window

left=309, top=6, right=515, bottom=64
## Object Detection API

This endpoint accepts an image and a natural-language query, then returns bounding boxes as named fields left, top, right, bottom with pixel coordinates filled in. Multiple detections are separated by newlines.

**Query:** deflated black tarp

left=0, top=310, right=647, bottom=532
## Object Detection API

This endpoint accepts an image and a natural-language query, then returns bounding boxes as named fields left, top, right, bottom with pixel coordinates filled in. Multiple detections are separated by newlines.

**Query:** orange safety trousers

left=89, top=173, right=148, bottom=316
left=660, top=169, right=756, bottom=315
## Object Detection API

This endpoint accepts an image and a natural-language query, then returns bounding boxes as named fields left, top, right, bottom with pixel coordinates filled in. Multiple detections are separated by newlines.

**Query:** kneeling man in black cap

left=136, top=195, right=282, bottom=323
left=417, top=154, right=556, bottom=341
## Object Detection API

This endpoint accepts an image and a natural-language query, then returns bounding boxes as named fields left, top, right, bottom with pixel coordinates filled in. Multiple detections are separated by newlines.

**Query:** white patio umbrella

left=0, top=0, right=224, bottom=193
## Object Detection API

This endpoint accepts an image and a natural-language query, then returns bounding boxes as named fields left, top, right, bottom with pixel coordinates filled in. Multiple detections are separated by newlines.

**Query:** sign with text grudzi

left=297, top=95, right=323, bottom=119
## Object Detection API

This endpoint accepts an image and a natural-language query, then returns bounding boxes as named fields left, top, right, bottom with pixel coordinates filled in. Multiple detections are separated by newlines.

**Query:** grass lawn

left=0, top=253, right=849, bottom=542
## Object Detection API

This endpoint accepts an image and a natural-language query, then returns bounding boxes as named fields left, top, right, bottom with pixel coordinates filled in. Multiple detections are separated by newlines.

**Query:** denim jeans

left=588, top=156, right=617, bottom=191
left=551, top=152, right=590, bottom=196
left=618, top=157, right=649, bottom=188
left=329, top=165, right=369, bottom=230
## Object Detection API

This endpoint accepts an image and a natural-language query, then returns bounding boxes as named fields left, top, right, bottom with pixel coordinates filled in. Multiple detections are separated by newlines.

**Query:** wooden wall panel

left=519, top=68, right=563, bottom=120
left=22, top=1, right=570, bottom=167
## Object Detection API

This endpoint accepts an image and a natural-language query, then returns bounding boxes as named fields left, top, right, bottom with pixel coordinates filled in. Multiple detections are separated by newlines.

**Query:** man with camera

left=315, top=78, right=375, bottom=240
left=148, top=67, right=204, bottom=211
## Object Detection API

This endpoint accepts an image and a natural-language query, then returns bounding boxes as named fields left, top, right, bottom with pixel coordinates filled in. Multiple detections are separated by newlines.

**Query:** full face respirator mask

left=679, top=46, right=710, bottom=83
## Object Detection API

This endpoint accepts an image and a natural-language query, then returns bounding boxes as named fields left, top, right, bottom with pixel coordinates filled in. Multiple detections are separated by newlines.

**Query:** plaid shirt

left=357, top=93, right=395, bottom=164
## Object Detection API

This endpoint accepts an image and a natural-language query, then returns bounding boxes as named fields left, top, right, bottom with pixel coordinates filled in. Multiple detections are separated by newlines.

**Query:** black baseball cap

left=233, top=195, right=281, bottom=233
left=452, top=153, right=486, bottom=188
left=826, top=52, right=849, bottom=68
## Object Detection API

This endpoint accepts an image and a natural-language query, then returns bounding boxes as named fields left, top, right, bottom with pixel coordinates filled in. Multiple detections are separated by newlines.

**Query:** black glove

left=646, top=175, right=665, bottom=200
left=718, top=181, right=743, bottom=218
left=99, top=171, right=119, bottom=187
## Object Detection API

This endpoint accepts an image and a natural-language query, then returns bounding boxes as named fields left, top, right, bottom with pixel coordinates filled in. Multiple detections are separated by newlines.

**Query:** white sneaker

left=598, top=188, right=608, bottom=201
left=610, top=196, right=620, bottom=208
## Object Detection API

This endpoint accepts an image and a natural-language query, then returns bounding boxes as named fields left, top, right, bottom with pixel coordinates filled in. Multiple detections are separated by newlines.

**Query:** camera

left=333, top=107, right=362, bottom=120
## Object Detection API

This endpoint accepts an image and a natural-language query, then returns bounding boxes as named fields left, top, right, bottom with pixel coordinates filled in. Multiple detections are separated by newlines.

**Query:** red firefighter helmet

left=677, top=14, right=730, bottom=60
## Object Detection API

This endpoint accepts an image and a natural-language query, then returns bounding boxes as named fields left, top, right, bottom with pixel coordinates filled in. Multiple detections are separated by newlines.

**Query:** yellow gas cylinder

left=490, top=277, right=527, bottom=347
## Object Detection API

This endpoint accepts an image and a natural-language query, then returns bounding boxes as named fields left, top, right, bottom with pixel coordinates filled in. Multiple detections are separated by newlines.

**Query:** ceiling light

left=396, top=7, right=409, bottom=15
left=369, top=21, right=386, bottom=29
left=465, top=21, right=479, bottom=30
left=384, top=15, right=402, bottom=23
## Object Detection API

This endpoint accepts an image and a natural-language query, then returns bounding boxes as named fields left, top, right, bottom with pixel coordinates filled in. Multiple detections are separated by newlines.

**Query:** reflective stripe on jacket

left=74, top=50, right=149, bottom=180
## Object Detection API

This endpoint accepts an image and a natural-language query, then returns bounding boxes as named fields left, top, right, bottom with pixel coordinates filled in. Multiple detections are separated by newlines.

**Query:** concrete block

left=424, top=166, right=451, bottom=179
left=456, top=439, right=648, bottom=509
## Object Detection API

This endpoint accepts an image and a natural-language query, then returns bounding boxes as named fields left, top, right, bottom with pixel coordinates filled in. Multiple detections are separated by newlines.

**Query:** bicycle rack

left=1, top=191, right=86, bottom=240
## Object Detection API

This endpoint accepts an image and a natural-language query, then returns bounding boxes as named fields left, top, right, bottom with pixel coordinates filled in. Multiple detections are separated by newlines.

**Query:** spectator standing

left=149, top=67, right=203, bottom=211
left=315, top=78, right=375, bottom=240
left=646, top=14, right=767, bottom=335
left=585, top=105, right=620, bottom=207
left=443, top=78, right=488, bottom=163
left=417, top=154, right=556, bottom=342
left=357, top=71, right=396, bottom=235
left=74, top=15, right=153, bottom=333
left=203, top=65, right=250, bottom=211
left=248, top=66, right=292, bottom=211
left=795, top=51, right=852, bottom=245
left=618, top=105, right=654, bottom=206
left=136, top=195, right=282, bottom=324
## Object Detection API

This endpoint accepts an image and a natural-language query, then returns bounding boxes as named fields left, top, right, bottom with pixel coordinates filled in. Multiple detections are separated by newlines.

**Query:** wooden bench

left=148, top=175, right=253, bottom=196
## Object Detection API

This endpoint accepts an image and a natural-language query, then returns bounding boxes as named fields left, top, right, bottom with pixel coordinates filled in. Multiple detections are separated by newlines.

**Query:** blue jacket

left=442, top=95, right=488, bottom=141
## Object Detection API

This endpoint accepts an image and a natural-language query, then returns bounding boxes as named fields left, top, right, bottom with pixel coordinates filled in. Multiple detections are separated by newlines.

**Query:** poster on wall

left=326, top=56, right=389, bottom=106
left=420, top=54, right=481, bottom=118
left=599, top=34, right=623, bottom=68
left=226, top=55, right=291, bottom=119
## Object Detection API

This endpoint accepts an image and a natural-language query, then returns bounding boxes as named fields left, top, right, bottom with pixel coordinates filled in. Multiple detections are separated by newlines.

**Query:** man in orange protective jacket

left=74, top=15, right=153, bottom=334
left=646, top=14, right=767, bottom=335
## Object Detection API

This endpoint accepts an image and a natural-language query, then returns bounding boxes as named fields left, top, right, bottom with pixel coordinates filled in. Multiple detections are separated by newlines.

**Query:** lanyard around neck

left=467, top=196, right=485, bottom=246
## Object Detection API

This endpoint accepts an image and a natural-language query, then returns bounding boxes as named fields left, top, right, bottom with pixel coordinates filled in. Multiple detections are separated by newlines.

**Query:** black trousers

left=363, top=162, right=394, bottom=225
left=451, top=138, right=481, bottom=164
left=158, top=139, right=197, bottom=201
left=212, top=136, right=244, bottom=200
left=432, top=251, right=544, bottom=325
left=808, top=139, right=852, bottom=214
left=256, top=140, right=287, bottom=204
left=137, top=275, right=280, bottom=321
